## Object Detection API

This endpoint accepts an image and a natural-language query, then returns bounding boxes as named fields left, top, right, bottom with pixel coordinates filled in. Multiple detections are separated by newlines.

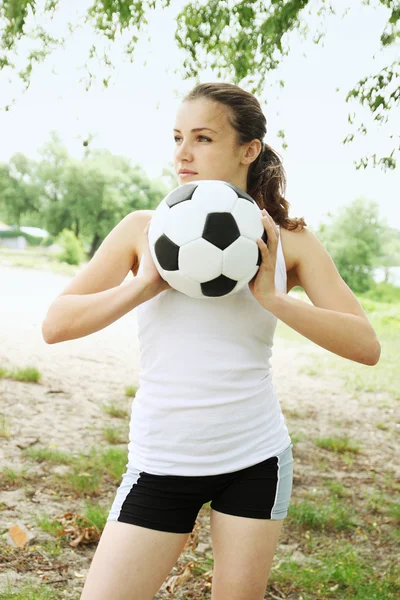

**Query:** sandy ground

left=0, top=264, right=398, bottom=598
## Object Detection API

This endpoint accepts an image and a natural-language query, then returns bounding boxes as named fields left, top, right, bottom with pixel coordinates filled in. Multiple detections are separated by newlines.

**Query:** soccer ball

left=148, top=180, right=266, bottom=299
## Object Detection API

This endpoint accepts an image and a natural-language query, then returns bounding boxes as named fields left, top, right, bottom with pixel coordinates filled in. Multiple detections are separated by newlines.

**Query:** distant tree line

left=0, top=133, right=399, bottom=292
left=315, top=198, right=400, bottom=293
left=0, top=132, right=173, bottom=258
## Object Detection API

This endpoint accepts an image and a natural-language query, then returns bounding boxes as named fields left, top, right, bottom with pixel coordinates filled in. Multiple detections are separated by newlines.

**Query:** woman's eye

left=173, top=136, right=212, bottom=143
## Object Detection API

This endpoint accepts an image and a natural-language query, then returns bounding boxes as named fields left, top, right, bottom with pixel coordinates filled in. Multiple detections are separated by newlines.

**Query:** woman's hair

left=183, top=82, right=306, bottom=231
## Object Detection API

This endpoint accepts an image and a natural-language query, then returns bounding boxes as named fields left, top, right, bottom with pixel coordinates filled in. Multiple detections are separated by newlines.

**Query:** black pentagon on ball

left=166, top=183, right=198, bottom=208
left=201, top=275, right=237, bottom=297
left=203, top=213, right=240, bottom=250
left=154, top=235, right=179, bottom=270
left=257, top=228, right=269, bottom=266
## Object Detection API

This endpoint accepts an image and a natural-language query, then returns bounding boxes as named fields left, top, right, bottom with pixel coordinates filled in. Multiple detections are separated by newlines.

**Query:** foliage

left=360, top=281, right=400, bottom=302
left=0, top=132, right=169, bottom=256
left=0, top=157, right=41, bottom=226
left=55, top=228, right=85, bottom=265
left=316, top=197, right=390, bottom=292
left=372, top=226, right=400, bottom=284
left=0, top=1, right=399, bottom=169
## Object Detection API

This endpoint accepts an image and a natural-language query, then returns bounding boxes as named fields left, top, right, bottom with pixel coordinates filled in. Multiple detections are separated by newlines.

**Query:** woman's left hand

left=248, top=209, right=279, bottom=307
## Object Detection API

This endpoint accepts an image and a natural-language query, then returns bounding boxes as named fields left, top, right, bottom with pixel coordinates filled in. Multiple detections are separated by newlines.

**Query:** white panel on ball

left=232, top=197, right=264, bottom=240
left=148, top=202, right=170, bottom=246
left=191, top=180, right=239, bottom=213
left=163, top=270, right=202, bottom=297
left=222, top=236, right=259, bottom=280
left=248, top=264, right=259, bottom=281
left=164, top=201, right=207, bottom=246
left=179, top=238, right=223, bottom=282
left=233, top=276, right=253, bottom=293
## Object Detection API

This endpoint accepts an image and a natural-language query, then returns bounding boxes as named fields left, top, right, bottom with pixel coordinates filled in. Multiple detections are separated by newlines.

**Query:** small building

left=0, top=222, right=27, bottom=250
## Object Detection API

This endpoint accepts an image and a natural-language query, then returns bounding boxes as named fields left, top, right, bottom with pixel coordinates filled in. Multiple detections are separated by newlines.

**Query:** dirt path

left=0, top=265, right=398, bottom=598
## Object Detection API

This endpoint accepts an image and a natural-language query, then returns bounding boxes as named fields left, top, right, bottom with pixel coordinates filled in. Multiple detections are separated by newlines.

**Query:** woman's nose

left=175, top=140, right=193, bottom=161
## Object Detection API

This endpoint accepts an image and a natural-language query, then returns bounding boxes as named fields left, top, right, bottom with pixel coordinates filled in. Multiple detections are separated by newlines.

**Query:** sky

left=0, top=0, right=399, bottom=230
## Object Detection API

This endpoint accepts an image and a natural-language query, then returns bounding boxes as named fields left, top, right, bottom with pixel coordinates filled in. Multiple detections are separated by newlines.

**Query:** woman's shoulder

left=129, top=210, right=155, bottom=276
left=279, top=225, right=305, bottom=273
left=280, top=225, right=323, bottom=291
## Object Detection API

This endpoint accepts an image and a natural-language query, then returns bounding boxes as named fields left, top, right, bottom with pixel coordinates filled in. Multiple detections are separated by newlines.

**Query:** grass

left=0, top=247, right=82, bottom=276
left=288, top=431, right=307, bottom=444
left=21, top=444, right=128, bottom=496
left=0, top=413, right=11, bottom=439
left=124, top=385, right=137, bottom=397
left=271, top=539, right=399, bottom=599
left=273, top=450, right=400, bottom=597
left=34, top=514, right=65, bottom=537
left=288, top=495, right=358, bottom=532
left=101, top=425, right=128, bottom=444
left=0, top=467, right=31, bottom=486
left=0, top=364, right=41, bottom=383
left=101, top=401, right=129, bottom=419
left=0, top=584, right=65, bottom=599
left=313, top=435, right=361, bottom=455
left=34, top=500, right=109, bottom=539
left=23, top=447, right=76, bottom=465
left=277, top=290, right=400, bottom=400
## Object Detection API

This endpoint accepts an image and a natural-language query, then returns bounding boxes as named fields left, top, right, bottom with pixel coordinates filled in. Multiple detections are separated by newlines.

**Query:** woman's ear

left=241, top=139, right=262, bottom=165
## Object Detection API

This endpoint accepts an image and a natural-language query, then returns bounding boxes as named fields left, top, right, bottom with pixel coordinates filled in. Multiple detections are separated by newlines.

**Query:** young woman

left=42, top=82, right=381, bottom=600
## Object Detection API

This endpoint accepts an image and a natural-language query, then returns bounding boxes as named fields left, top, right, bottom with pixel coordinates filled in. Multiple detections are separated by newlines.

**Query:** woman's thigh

left=210, top=443, right=294, bottom=520
left=80, top=464, right=205, bottom=599
left=80, top=520, right=190, bottom=600
left=209, top=443, right=294, bottom=599
left=210, top=512, right=284, bottom=600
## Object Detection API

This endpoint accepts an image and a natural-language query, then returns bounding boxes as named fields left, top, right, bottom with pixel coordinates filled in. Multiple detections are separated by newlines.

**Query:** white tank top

left=127, top=224, right=291, bottom=475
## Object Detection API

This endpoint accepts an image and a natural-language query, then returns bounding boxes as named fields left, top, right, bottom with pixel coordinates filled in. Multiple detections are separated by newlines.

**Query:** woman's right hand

left=139, top=220, right=171, bottom=295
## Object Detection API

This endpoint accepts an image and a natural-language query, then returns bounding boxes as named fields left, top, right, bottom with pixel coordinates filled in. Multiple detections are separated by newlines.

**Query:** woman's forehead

left=175, top=99, right=229, bottom=130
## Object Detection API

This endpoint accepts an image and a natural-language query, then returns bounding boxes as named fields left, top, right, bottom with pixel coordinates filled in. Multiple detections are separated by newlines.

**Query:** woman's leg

left=209, top=443, right=294, bottom=599
left=209, top=510, right=284, bottom=600
left=80, top=520, right=190, bottom=600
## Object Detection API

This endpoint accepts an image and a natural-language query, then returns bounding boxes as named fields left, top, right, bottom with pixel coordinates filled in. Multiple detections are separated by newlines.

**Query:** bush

left=315, top=198, right=388, bottom=293
left=55, top=229, right=86, bottom=265
left=359, top=282, right=400, bottom=304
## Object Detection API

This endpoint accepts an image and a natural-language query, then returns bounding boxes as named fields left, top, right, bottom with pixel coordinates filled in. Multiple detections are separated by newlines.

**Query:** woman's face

left=173, top=98, right=255, bottom=191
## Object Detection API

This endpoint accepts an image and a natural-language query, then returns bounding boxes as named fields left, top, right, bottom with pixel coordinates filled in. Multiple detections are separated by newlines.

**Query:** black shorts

left=107, top=443, right=294, bottom=534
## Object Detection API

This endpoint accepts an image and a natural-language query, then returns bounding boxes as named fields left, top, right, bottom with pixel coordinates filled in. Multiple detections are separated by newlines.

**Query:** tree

left=316, top=197, right=387, bottom=292
left=0, top=132, right=169, bottom=256
left=374, top=226, right=400, bottom=283
left=0, top=155, right=41, bottom=226
left=1, top=1, right=399, bottom=170
left=55, top=228, right=86, bottom=265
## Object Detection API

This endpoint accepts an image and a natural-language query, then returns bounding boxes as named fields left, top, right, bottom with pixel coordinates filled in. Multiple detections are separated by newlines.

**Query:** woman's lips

left=179, top=171, right=197, bottom=178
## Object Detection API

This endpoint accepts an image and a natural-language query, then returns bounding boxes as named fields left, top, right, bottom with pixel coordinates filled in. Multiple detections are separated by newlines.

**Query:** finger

left=256, top=238, right=270, bottom=269
left=261, top=216, right=278, bottom=244
left=263, top=208, right=278, bottom=231
left=256, top=237, right=269, bottom=256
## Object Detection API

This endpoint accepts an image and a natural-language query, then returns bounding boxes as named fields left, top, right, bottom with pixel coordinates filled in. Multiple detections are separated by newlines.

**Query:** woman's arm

left=42, top=210, right=167, bottom=344
left=264, top=291, right=380, bottom=365
left=42, top=277, right=161, bottom=344
left=264, top=227, right=381, bottom=365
